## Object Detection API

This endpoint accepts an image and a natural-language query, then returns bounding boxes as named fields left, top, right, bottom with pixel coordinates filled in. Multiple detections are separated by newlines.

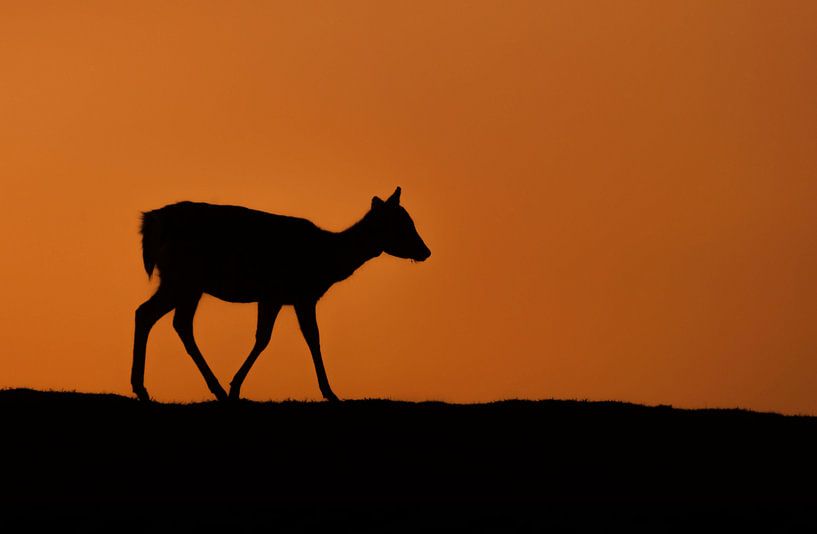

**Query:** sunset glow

left=1, top=1, right=816, bottom=414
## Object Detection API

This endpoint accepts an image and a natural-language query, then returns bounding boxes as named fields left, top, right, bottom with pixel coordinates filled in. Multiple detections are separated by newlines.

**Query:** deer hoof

left=323, top=391, right=340, bottom=402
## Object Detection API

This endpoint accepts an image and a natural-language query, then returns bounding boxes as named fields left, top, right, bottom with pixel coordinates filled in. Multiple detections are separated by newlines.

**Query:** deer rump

left=141, top=201, right=333, bottom=304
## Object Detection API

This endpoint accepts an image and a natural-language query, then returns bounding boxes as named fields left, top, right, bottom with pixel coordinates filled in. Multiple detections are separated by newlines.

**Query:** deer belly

left=201, top=270, right=315, bottom=304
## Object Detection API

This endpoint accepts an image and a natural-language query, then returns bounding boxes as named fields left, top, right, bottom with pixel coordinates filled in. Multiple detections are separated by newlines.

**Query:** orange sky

left=1, top=1, right=816, bottom=414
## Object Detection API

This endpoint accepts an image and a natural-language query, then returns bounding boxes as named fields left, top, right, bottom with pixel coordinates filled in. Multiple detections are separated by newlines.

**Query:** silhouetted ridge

left=3, top=388, right=817, bottom=529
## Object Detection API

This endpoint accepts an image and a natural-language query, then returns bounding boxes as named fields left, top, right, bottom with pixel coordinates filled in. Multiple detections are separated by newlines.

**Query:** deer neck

left=330, top=214, right=382, bottom=282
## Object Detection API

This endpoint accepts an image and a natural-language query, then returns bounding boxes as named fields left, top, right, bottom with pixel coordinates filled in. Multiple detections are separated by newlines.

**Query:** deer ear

left=371, top=196, right=385, bottom=210
left=386, top=186, right=401, bottom=206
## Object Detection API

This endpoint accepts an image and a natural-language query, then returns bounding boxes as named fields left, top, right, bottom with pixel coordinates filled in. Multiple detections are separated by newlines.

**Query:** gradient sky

left=1, top=1, right=816, bottom=413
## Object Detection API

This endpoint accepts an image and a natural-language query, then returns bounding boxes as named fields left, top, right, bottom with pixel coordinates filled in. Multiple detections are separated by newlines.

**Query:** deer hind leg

left=295, top=301, right=339, bottom=402
left=229, top=301, right=281, bottom=401
left=172, top=293, right=228, bottom=401
left=132, top=288, right=176, bottom=401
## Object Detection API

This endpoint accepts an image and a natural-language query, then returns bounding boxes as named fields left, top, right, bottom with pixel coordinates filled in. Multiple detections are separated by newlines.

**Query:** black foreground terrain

left=1, top=388, right=816, bottom=532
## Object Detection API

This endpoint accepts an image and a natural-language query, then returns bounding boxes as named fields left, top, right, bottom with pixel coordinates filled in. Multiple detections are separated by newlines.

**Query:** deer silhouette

left=132, top=187, right=430, bottom=402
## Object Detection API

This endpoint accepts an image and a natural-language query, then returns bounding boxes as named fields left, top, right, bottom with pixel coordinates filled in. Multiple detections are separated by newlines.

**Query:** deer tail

left=140, top=210, right=160, bottom=278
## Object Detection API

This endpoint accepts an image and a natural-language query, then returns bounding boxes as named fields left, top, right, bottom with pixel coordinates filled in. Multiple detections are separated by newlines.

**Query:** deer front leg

left=229, top=301, right=281, bottom=401
left=295, top=301, right=340, bottom=402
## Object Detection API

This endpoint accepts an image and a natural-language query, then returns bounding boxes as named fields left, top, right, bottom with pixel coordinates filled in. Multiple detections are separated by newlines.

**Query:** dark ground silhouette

left=2, top=389, right=817, bottom=531
left=133, top=187, right=430, bottom=404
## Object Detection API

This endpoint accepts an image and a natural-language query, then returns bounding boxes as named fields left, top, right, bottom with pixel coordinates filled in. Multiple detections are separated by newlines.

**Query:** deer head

left=370, top=187, right=431, bottom=262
